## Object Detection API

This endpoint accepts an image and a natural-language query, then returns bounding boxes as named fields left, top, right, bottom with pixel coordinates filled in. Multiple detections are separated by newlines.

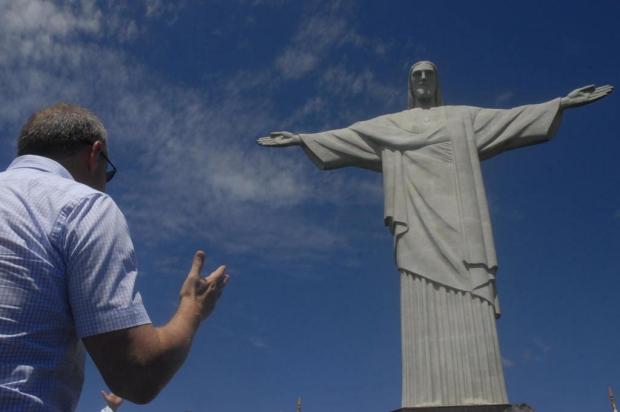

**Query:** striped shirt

left=0, top=155, right=151, bottom=411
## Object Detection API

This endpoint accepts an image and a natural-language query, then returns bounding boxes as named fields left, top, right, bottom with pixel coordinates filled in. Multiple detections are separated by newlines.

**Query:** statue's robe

left=299, top=98, right=562, bottom=407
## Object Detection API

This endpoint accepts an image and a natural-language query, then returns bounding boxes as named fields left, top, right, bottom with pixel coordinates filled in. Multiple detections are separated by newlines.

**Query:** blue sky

left=0, top=1, right=619, bottom=411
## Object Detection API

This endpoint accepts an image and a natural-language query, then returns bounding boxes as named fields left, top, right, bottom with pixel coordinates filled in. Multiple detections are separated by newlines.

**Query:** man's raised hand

left=179, top=251, right=229, bottom=321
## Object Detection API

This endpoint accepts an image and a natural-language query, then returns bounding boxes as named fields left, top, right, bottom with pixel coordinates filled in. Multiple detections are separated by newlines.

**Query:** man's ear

left=87, top=140, right=104, bottom=171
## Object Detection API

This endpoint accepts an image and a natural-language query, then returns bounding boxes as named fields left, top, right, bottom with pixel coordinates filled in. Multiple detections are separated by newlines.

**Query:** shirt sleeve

left=473, top=98, right=563, bottom=160
left=60, top=193, right=151, bottom=338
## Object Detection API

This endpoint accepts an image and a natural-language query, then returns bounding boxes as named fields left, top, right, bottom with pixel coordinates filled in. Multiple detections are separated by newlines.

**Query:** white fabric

left=0, top=155, right=150, bottom=412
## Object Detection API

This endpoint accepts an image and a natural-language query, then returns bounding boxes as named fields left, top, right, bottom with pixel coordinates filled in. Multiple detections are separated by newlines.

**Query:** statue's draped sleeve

left=299, top=128, right=382, bottom=172
left=473, top=98, right=563, bottom=160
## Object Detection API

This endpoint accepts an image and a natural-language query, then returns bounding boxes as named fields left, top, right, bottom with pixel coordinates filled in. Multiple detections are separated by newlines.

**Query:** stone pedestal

left=392, top=404, right=533, bottom=412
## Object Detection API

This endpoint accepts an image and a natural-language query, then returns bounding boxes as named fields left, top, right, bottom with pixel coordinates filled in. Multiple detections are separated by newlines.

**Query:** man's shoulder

left=53, top=180, right=124, bottom=227
left=35, top=171, right=114, bottom=213
left=54, top=174, right=109, bottom=203
left=3, top=158, right=107, bottom=201
left=2, top=166, right=119, bottom=224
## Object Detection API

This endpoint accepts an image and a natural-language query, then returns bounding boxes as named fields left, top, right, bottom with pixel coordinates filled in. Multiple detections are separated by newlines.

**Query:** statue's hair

left=17, top=102, right=107, bottom=157
left=407, top=60, right=444, bottom=109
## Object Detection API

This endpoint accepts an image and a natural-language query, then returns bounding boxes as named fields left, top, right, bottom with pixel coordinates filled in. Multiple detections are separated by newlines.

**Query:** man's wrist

left=176, top=298, right=203, bottom=330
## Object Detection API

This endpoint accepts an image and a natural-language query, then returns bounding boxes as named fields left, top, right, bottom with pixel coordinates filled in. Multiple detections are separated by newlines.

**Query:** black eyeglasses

left=77, top=139, right=117, bottom=182
left=99, top=151, right=117, bottom=182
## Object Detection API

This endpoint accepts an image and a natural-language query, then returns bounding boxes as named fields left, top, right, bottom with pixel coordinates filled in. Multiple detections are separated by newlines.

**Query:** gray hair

left=17, top=102, right=107, bottom=157
left=407, top=60, right=445, bottom=109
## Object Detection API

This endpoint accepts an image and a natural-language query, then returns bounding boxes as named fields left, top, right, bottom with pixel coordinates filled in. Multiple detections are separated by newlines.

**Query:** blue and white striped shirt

left=0, top=155, right=151, bottom=411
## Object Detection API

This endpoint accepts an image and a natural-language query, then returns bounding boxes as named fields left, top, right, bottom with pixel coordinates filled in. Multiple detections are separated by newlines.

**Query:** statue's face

left=411, top=63, right=437, bottom=103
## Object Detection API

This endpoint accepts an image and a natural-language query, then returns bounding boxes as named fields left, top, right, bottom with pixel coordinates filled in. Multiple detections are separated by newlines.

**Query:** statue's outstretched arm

left=257, top=131, right=301, bottom=147
left=560, top=84, right=614, bottom=109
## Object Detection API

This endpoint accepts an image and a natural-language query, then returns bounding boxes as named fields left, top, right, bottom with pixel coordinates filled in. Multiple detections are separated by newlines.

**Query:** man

left=0, top=102, right=230, bottom=411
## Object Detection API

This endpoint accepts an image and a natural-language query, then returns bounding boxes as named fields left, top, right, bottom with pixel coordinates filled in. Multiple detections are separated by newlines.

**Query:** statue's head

left=408, top=60, right=444, bottom=109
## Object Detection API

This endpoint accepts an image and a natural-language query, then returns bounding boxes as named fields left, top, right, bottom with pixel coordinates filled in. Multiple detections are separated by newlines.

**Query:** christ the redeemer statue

left=257, top=61, right=613, bottom=408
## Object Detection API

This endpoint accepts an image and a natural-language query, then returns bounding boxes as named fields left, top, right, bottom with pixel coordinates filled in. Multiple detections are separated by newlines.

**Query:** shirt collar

left=7, top=155, right=75, bottom=181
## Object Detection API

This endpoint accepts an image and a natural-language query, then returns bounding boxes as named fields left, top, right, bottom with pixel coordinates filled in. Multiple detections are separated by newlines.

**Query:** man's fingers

left=200, top=267, right=229, bottom=295
left=215, top=274, right=230, bottom=291
left=206, top=265, right=227, bottom=282
left=189, top=251, right=206, bottom=278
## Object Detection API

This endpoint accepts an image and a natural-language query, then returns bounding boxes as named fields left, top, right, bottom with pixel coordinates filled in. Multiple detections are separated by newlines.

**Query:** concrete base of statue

left=391, top=404, right=534, bottom=412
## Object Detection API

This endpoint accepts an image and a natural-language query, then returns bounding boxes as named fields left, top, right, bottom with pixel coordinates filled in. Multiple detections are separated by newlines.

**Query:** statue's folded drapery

left=301, top=99, right=562, bottom=312
left=299, top=99, right=562, bottom=406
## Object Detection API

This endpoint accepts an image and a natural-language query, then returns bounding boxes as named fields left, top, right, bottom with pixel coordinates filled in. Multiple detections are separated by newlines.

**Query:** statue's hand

left=560, top=84, right=614, bottom=109
left=257, top=131, right=301, bottom=147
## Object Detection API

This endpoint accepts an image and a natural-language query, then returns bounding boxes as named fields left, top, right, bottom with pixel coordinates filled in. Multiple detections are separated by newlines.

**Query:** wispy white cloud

left=1, top=0, right=101, bottom=39
left=275, top=10, right=348, bottom=79
left=104, top=1, right=187, bottom=40
left=495, top=91, right=515, bottom=105
left=320, top=65, right=399, bottom=103
left=533, top=338, right=551, bottom=354
left=502, top=356, right=515, bottom=368
left=274, top=1, right=388, bottom=81
left=522, top=338, right=552, bottom=362
left=144, top=0, right=186, bottom=20
left=0, top=0, right=388, bottom=264
left=248, top=336, right=269, bottom=350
